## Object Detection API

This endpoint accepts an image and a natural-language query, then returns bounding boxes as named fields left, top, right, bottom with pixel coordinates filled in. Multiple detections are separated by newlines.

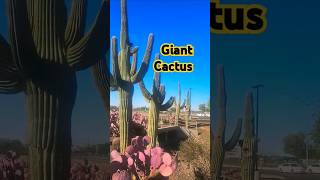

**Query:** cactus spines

left=139, top=55, right=175, bottom=147
left=107, top=0, right=154, bottom=153
left=0, top=0, right=109, bottom=179
left=175, top=81, right=185, bottom=126
left=211, top=65, right=242, bottom=180
left=241, top=92, right=256, bottom=180
left=185, top=88, right=191, bottom=128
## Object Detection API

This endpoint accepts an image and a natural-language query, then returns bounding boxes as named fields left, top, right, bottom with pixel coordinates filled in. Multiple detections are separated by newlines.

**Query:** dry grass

left=171, top=126, right=211, bottom=180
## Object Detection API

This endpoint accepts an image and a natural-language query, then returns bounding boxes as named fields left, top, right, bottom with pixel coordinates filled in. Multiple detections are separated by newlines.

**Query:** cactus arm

left=153, top=71, right=161, bottom=92
left=8, top=0, right=37, bottom=72
left=224, top=118, right=242, bottom=151
left=158, top=85, right=166, bottom=104
left=130, top=47, right=138, bottom=54
left=0, top=35, right=15, bottom=73
left=111, top=37, right=123, bottom=88
left=91, top=57, right=111, bottom=129
left=130, top=47, right=138, bottom=75
left=65, top=0, right=88, bottom=48
left=0, top=75, right=24, bottom=94
left=130, top=34, right=154, bottom=83
left=180, top=99, right=186, bottom=109
left=139, top=80, right=152, bottom=101
left=120, top=0, right=128, bottom=48
left=216, top=65, right=226, bottom=136
left=67, top=0, right=109, bottom=71
left=159, top=97, right=175, bottom=111
left=244, top=93, right=255, bottom=137
left=0, top=36, right=24, bottom=93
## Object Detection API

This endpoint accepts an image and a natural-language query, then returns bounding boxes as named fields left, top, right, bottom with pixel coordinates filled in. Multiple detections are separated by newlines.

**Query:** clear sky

left=213, top=0, right=320, bottom=155
left=110, top=0, right=210, bottom=110
left=0, top=0, right=210, bottom=145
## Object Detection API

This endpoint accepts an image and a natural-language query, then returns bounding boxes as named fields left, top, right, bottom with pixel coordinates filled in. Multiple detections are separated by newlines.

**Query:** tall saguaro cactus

left=241, top=92, right=256, bottom=180
left=211, top=65, right=242, bottom=180
left=0, top=0, right=109, bottom=179
left=139, top=55, right=175, bottom=147
left=110, top=0, right=154, bottom=153
left=185, top=89, right=191, bottom=128
left=175, top=81, right=185, bottom=126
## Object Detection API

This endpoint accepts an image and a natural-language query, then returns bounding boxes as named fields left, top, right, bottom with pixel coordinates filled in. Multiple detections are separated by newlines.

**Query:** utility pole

left=305, top=134, right=311, bottom=166
left=252, top=84, right=264, bottom=170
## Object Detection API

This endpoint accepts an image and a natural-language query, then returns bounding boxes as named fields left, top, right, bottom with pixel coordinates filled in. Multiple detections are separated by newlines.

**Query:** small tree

left=199, top=104, right=206, bottom=112
left=312, top=117, right=320, bottom=145
left=283, top=133, right=306, bottom=158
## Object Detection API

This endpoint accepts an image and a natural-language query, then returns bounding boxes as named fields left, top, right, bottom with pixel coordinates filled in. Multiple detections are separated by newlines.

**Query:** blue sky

left=213, top=0, right=320, bottom=155
left=110, top=0, right=210, bottom=110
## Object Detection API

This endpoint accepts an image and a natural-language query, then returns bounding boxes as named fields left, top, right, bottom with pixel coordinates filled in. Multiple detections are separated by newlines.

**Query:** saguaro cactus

left=185, top=89, right=192, bottom=128
left=139, top=55, right=175, bottom=147
left=174, top=81, right=185, bottom=126
left=0, top=0, right=108, bottom=179
left=211, top=65, right=242, bottom=180
left=241, top=92, right=256, bottom=180
left=109, top=0, right=154, bottom=153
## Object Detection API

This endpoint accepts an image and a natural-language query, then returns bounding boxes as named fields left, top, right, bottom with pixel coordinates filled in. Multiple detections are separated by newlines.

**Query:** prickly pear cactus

left=139, top=55, right=175, bottom=147
left=104, top=0, right=154, bottom=153
left=211, top=65, right=242, bottom=180
left=241, top=92, right=256, bottom=180
left=0, top=0, right=109, bottom=179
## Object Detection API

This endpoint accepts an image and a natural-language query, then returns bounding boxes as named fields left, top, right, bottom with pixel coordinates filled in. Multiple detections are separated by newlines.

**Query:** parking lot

left=262, top=170, right=320, bottom=180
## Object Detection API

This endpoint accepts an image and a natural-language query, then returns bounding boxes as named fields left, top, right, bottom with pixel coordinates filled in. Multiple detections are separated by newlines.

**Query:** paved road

left=282, top=174, right=320, bottom=180
left=262, top=170, right=320, bottom=180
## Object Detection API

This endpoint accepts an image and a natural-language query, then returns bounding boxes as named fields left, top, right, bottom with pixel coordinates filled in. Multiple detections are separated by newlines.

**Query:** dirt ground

left=171, top=126, right=211, bottom=180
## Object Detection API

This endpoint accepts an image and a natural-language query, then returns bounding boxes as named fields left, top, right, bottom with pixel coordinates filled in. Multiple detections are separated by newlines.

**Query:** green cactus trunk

left=241, top=92, right=256, bottom=180
left=211, top=82, right=226, bottom=180
left=175, top=107, right=180, bottom=126
left=185, top=89, right=191, bottom=129
left=211, top=65, right=242, bottom=179
left=175, top=81, right=184, bottom=126
left=211, top=139, right=224, bottom=180
left=139, top=59, right=175, bottom=148
left=186, top=110, right=190, bottom=128
left=25, top=67, right=76, bottom=179
left=0, top=0, right=108, bottom=179
left=119, top=87, right=133, bottom=152
left=241, top=138, right=255, bottom=180
left=108, top=0, right=154, bottom=152
left=147, top=100, right=160, bottom=147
